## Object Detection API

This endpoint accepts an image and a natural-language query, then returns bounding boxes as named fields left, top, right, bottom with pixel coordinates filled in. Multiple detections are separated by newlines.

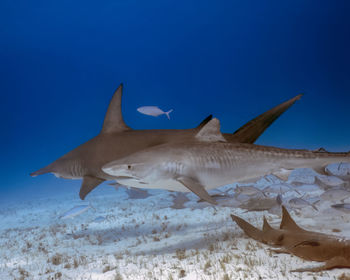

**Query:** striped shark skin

left=231, top=206, right=350, bottom=272
left=102, top=118, right=350, bottom=204
left=30, top=83, right=302, bottom=199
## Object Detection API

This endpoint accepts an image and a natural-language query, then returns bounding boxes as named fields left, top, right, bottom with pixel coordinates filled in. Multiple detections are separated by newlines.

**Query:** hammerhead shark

left=30, top=83, right=301, bottom=199
left=102, top=118, right=350, bottom=204
left=231, top=206, right=350, bottom=272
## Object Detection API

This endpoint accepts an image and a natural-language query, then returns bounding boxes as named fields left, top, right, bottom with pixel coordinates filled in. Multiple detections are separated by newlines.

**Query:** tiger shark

left=231, top=206, right=350, bottom=272
left=30, top=83, right=302, bottom=199
left=102, top=118, right=350, bottom=204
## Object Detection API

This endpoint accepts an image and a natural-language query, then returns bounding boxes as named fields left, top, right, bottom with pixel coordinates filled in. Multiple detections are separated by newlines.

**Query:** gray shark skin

left=102, top=118, right=350, bottom=204
left=30, top=84, right=301, bottom=200
left=231, top=206, right=350, bottom=272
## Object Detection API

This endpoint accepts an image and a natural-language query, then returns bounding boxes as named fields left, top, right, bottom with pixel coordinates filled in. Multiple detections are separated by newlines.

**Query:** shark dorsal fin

left=196, top=115, right=213, bottom=130
left=263, top=216, right=273, bottom=232
left=195, top=118, right=227, bottom=142
left=101, top=83, right=131, bottom=134
left=280, top=206, right=304, bottom=232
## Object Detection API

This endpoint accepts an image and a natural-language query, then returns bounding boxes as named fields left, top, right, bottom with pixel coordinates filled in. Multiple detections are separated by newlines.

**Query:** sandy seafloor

left=1, top=166, right=350, bottom=280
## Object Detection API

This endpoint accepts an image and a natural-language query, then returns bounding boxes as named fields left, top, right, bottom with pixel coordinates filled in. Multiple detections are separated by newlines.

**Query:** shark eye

left=128, top=165, right=132, bottom=170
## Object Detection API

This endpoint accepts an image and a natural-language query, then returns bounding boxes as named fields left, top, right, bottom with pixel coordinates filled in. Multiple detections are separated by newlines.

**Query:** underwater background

left=1, top=1, right=350, bottom=279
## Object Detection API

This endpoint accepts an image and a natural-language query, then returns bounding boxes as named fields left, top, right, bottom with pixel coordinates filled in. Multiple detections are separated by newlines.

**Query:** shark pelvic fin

left=101, top=83, right=131, bottom=134
left=231, top=94, right=302, bottom=143
left=195, top=118, right=227, bottom=143
left=177, top=176, right=217, bottom=205
left=79, top=176, right=105, bottom=200
left=280, top=206, right=305, bottom=232
left=231, top=214, right=264, bottom=242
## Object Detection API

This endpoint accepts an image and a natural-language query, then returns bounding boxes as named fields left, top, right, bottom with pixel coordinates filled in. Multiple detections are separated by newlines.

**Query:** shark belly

left=115, top=177, right=189, bottom=192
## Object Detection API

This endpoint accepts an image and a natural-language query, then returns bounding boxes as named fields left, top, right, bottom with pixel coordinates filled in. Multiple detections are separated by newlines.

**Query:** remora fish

left=30, top=83, right=302, bottom=200
left=231, top=206, right=350, bottom=272
left=59, top=204, right=93, bottom=220
left=331, top=203, right=350, bottom=213
left=137, top=106, right=173, bottom=119
left=321, top=189, right=350, bottom=202
left=102, top=118, right=350, bottom=204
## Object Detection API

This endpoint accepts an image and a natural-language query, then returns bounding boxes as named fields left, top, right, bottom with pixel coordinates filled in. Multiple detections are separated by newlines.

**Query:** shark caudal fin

left=231, top=214, right=264, bottom=242
left=231, top=94, right=302, bottom=144
left=101, top=83, right=131, bottom=133
left=280, top=206, right=305, bottom=232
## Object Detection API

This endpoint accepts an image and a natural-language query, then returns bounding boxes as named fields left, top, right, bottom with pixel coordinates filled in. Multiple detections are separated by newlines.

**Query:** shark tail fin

left=165, top=109, right=173, bottom=120
left=231, top=94, right=302, bottom=143
left=280, top=206, right=305, bottom=232
left=231, top=214, right=264, bottom=242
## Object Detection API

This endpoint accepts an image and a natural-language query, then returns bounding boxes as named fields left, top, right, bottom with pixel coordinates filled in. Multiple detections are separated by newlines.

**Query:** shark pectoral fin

left=231, top=94, right=302, bottom=144
left=177, top=176, right=217, bottom=205
left=280, top=206, right=305, bottom=232
left=101, top=83, right=131, bottom=134
left=79, top=176, right=105, bottom=200
left=273, top=168, right=293, bottom=181
left=291, top=256, right=350, bottom=272
left=195, top=118, right=227, bottom=143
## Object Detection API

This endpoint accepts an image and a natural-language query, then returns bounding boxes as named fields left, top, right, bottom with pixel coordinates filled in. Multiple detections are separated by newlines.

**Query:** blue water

left=1, top=3, right=350, bottom=279
left=2, top=1, right=350, bottom=203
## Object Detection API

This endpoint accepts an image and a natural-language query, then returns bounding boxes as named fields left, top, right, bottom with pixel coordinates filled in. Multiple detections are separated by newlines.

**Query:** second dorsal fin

left=101, top=83, right=131, bottom=134
left=195, top=118, right=227, bottom=142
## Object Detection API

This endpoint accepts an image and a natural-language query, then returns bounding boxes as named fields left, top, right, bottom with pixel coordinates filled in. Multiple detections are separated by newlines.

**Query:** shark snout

left=30, top=167, right=50, bottom=177
left=102, top=163, right=132, bottom=178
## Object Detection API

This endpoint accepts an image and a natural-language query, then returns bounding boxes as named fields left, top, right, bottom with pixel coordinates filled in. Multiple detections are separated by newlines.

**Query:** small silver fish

left=234, top=186, right=267, bottom=197
left=315, top=175, right=345, bottom=189
left=320, top=189, right=350, bottom=202
left=326, top=162, right=350, bottom=179
left=276, top=194, right=283, bottom=205
left=263, top=183, right=300, bottom=195
left=288, top=197, right=318, bottom=211
left=59, top=204, right=93, bottom=220
left=137, top=106, right=173, bottom=119
left=331, top=203, right=350, bottom=213
left=92, top=216, right=106, bottom=223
